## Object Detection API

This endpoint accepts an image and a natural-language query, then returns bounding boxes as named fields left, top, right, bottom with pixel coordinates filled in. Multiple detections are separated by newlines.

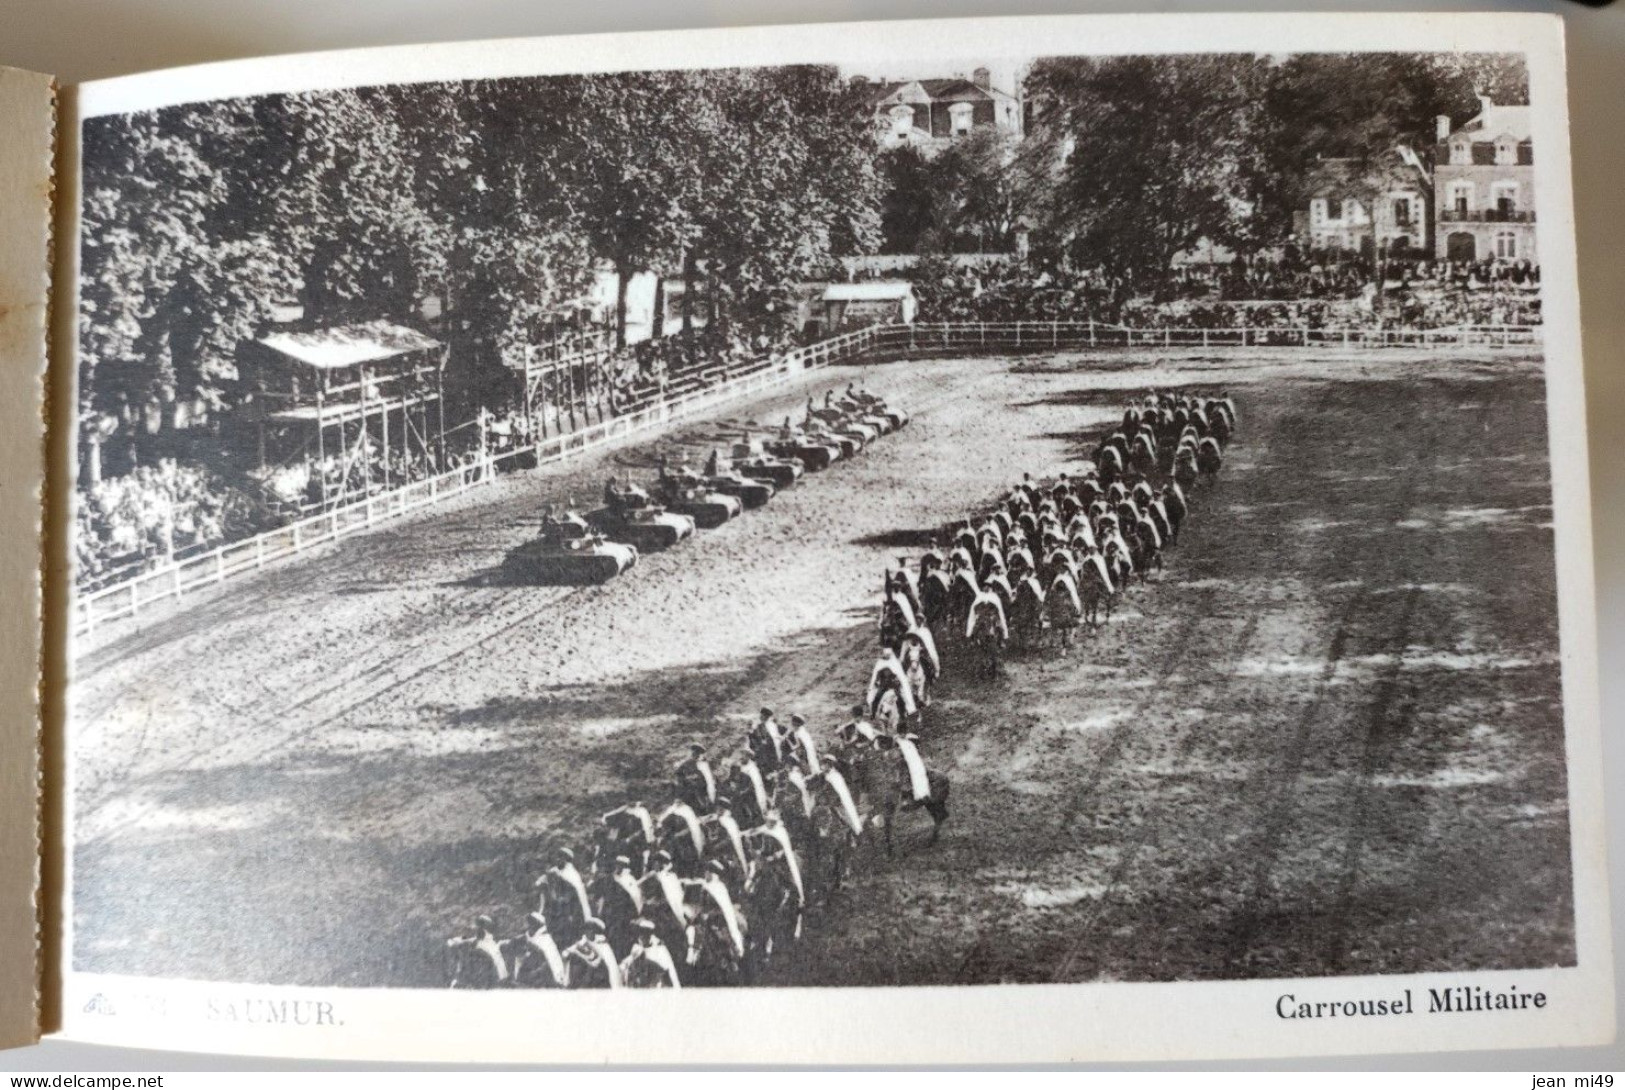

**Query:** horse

left=537, top=862, right=593, bottom=949
left=1162, top=484, right=1188, bottom=543
left=1008, top=573, right=1046, bottom=651
left=879, top=590, right=917, bottom=652
left=1130, top=432, right=1158, bottom=477
left=983, top=570, right=1015, bottom=617
left=1044, top=571, right=1084, bottom=651
left=590, top=806, right=653, bottom=879
left=1077, top=476, right=1103, bottom=508
left=919, top=567, right=951, bottom=631
left=963, top=591, right=1009, bottom=681
left=589, top=864, right=645, bottom=960
left=683, top=878, right=747, bottom=986
left=1173, top=452, right=1198, bottom=492
left=722, top=759, right=772, bottom=828
left=945, top=568, right=981, bottom=649
left=867, top=650, right=918, bottom=732
left=1133, top=514, right=1164, bottom=576
left=889, top=566, right=924, bottom=621
left=741, top=826, right=804, bottom=969
left=807, top=763, right=864, bottom=899
left=655, top=803, right=707, bottom=880
left=842, top=740, right=951, bottom=858
left=1097, top=444, right=1124, bottom=487
left=1144, top=499, right=1172, bottom=549
left=899, top=628, right=938, bottom=719
left=1078, top=551, right=1116, bottom=627
left=639, top=863, right=691, bottom=966
left=1104, top=537, right=1135, bottom=591
left=1197, top=436, right=1223, bottom=482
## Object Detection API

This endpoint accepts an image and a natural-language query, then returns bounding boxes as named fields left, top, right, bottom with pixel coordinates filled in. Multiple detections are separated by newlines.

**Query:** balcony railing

left=1439, top=209, right=1536, bottom=224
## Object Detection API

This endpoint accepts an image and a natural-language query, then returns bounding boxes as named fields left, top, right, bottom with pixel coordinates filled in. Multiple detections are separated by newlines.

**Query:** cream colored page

left=54, top=13, right=1609, bottom=1063
left=0, top=66, right=53, bottom=1052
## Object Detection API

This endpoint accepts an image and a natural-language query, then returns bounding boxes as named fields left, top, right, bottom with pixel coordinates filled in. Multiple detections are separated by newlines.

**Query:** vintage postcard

left=50, top=12, right=1608, bottom=1062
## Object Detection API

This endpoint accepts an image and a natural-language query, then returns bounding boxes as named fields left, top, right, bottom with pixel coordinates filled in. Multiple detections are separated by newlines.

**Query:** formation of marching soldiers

left=446, top=387, right=1236, bottom=990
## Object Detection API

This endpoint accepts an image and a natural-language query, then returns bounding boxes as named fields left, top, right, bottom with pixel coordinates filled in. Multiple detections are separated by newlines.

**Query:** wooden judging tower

left=247, top=320, right=447, bottom=510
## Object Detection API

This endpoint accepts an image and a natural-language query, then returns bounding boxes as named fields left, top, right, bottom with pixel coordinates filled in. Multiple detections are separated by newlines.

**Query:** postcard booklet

left=0, top=11, right=1610, bottom=1064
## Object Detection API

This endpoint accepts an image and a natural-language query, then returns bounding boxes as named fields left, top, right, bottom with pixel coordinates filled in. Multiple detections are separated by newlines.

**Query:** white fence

left=74, top=316, right=1539, bottom=636
left=873, top=320, right=1542, bottom=354
left=73, top=325, right=880, bottom=637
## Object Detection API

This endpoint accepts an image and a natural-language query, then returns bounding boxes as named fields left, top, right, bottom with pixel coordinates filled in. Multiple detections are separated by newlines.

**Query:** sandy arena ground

left=71, top=346, right=1573, bottom=987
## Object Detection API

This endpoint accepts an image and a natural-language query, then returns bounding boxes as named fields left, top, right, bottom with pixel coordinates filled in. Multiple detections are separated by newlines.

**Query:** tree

left=79, top=102, right=298, bottom=476
left=688, top=66, right=882, bottom=342
left=388, top=79, right=596, bottom=411
left=527, top=71, right=706, bottom=348
left=876, top=146, right=941, bottom=253
left=1028, top=54, right=1269, bottom=296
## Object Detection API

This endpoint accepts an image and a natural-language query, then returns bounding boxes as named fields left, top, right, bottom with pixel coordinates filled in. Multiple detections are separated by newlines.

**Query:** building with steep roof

left=1432, top=96, right=1536, bottom=263
left=863, top=67, right=1024, bottom=154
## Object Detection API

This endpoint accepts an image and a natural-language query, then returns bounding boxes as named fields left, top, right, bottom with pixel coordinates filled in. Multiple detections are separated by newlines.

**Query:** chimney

left=1435, top=114, right=1452, bottom=142
left=973, top=67, right=991, bottom=91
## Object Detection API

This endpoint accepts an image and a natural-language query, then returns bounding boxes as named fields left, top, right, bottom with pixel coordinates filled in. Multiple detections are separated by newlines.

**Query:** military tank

left=586, top=482, right=697, bottom=551
left=728, top=438, right=803, bottom=490
left=696, top=453, right=775, bottom=509
left=648, top=470, right=743, bottom=529
left=843, top=387, right=909, bottom=432
left=801, top=415, right=865, bottom=458
left=764, top=422, right=841, bottom=473
left=504, top=510, right=638, bottom=584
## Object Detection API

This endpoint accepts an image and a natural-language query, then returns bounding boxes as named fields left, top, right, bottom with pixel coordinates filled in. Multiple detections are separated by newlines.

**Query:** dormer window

left=888, top=103, right=913, bottom=135
left=1450, top=136, right=1473, bottom=166
left=1495, top=136, right=1517, bottom=166
left=949, top=101, right=975, bottom=136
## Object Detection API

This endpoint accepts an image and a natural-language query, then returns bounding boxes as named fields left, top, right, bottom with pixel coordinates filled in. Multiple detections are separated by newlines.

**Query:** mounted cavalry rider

left=639, top=849, right=690, bottom=955
left=656, top=799, right=707, bottom=878
left=867, top=646, right=918, bottom=720
left=726, top=755, right=772, bottom=827
left=620, top=918, right=682, bottom=988
left=702, top=796, right=750, bottom=889
left=599, top=801, right=654, bottom=876
left=875, top=732, right=952, bottom=843
left=835, top=702, right=880, bottom=747
left=593, top=854, right=645, bottom=958
left=684, top=859, right=747, bottom=963
left=562, top=918, right=623, bottom=989
left=538, top=847, right=593, bottom=947
left=777, top=759, right=818, bottom=844
left=506, top=911, right=566, bottom=988
left=674, top=742, right=718, bottom=812
left=785, top=713, right=821, bottom=776
left=748, top=806, right=807, bottom=912
left=445, top=914, right=508, bottom=989
left=748, top=707, right=786, bottom=772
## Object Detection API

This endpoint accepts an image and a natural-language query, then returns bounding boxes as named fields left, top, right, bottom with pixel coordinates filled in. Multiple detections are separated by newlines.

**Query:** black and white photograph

left=55, top=13, right=1607, bottom=1062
